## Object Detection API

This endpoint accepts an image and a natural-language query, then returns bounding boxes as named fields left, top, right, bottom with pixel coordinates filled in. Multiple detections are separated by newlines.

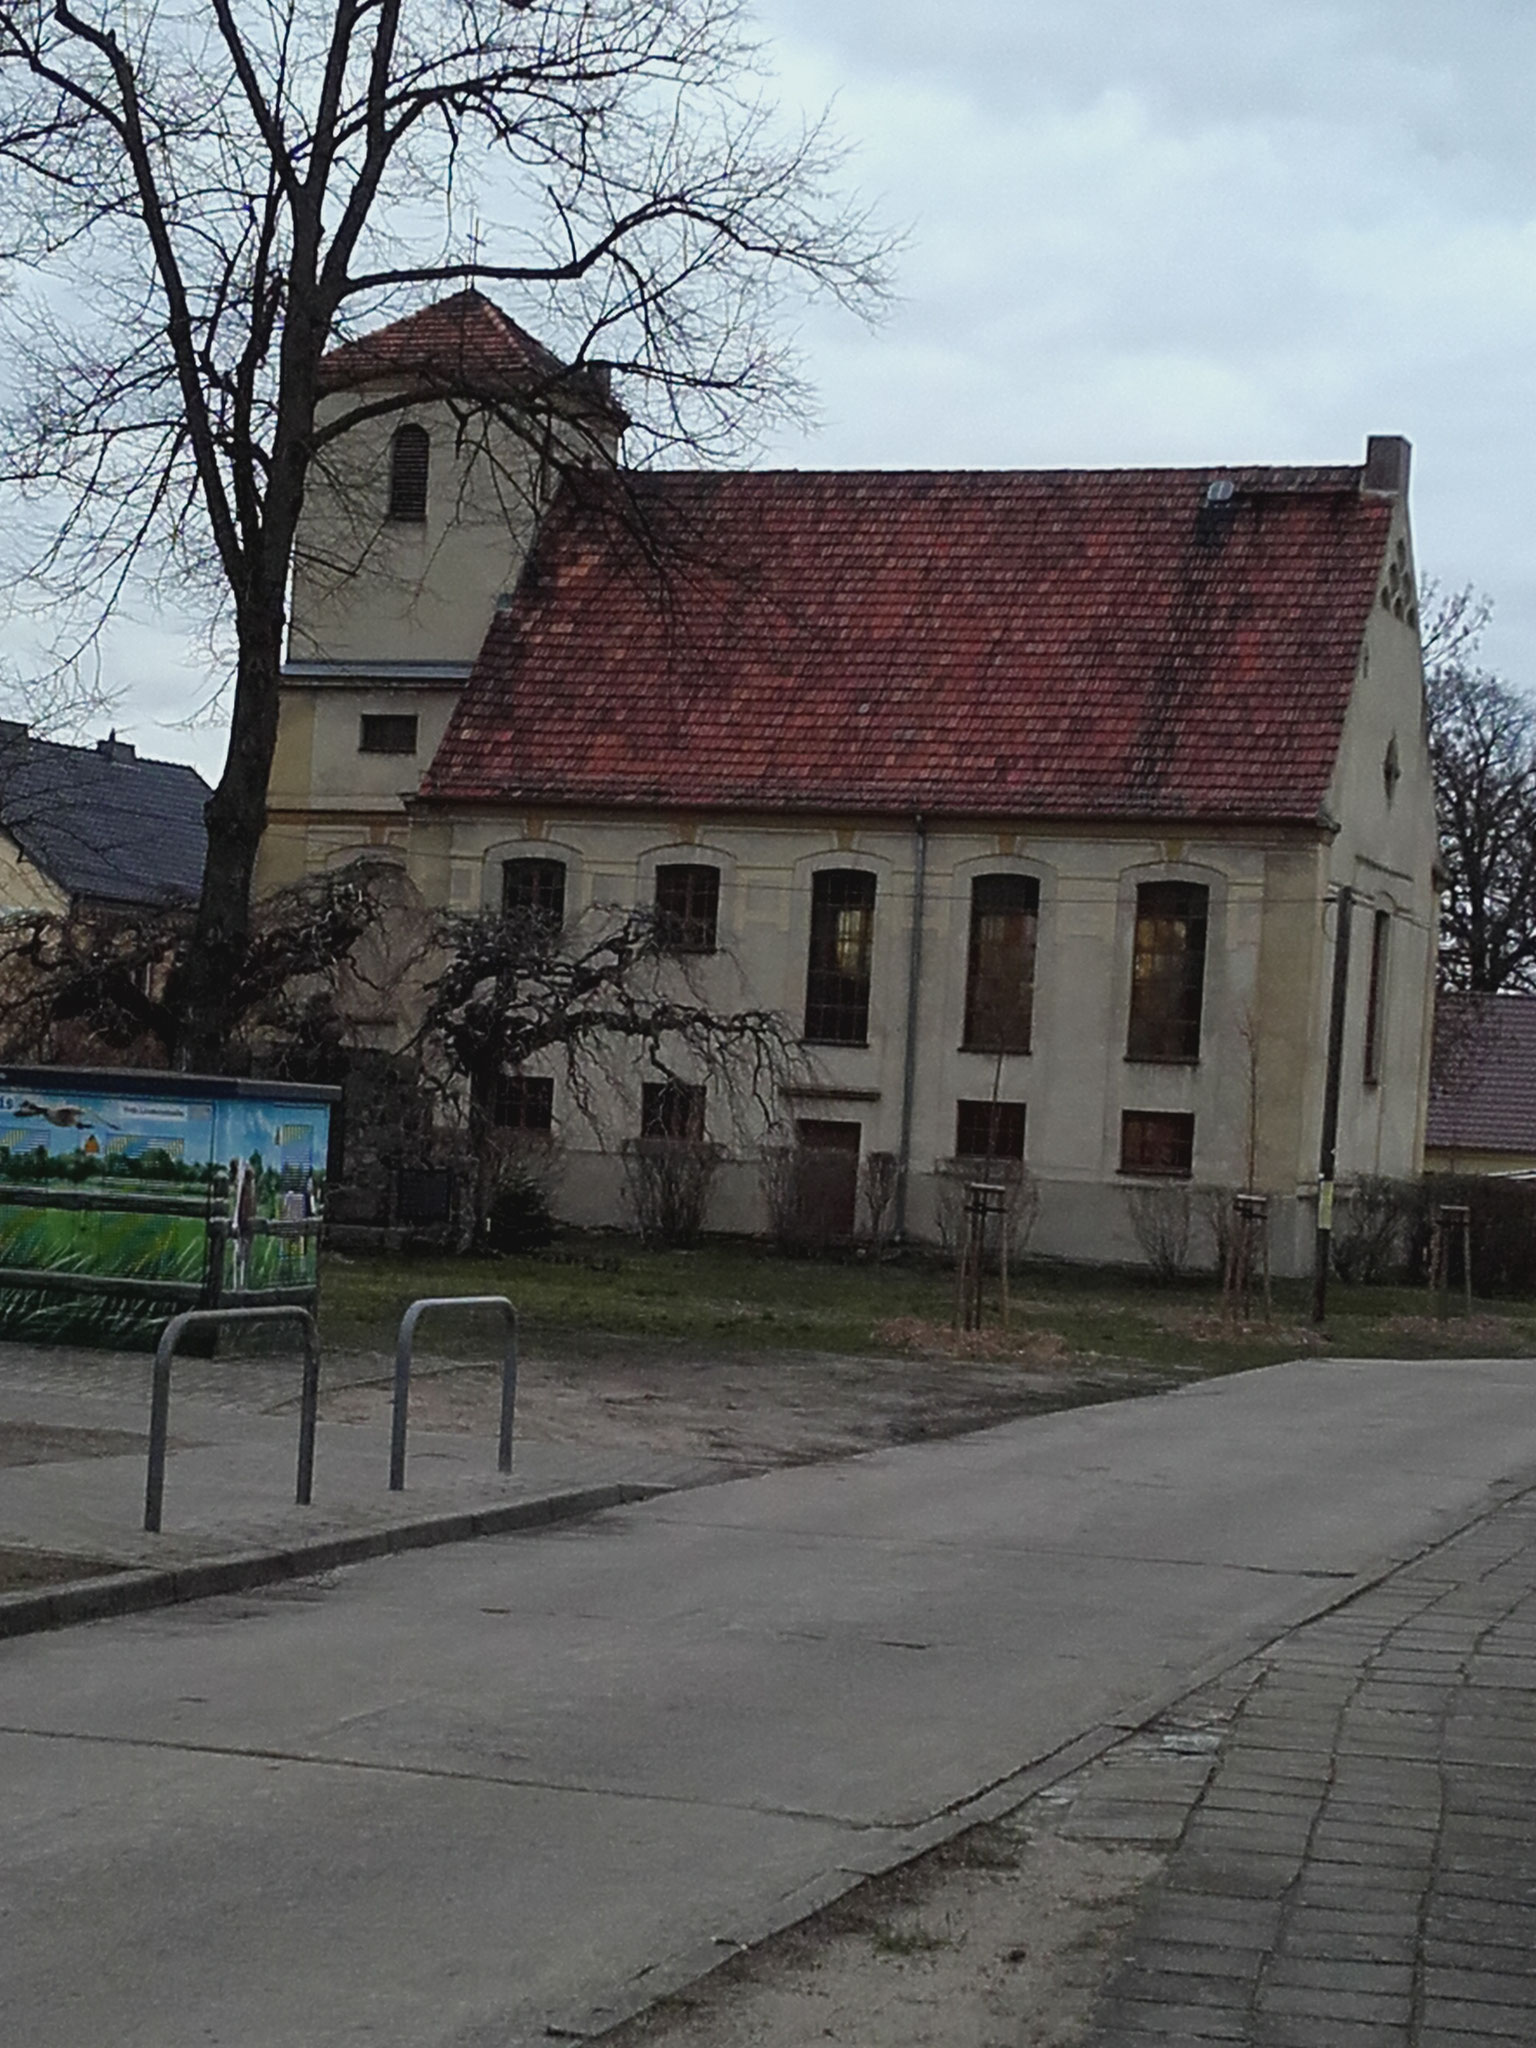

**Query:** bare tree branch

left=0, top=0, right=892, bottom=1060
left=1423, top=583, right=1536, bottom=993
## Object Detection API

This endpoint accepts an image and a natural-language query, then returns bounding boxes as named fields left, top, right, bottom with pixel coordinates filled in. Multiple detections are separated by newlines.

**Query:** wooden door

left=793, top=1119, right=861, bottom=1243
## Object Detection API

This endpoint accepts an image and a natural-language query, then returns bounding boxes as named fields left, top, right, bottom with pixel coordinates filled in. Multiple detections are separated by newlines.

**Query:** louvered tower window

left=387, top=424, right=429, bottom=523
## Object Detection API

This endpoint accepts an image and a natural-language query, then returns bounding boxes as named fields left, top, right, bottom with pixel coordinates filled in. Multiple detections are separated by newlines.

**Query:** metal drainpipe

left=894, top=813, right=928, bottom=1241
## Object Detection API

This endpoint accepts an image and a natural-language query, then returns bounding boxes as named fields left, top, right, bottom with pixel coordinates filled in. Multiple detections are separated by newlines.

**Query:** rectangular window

left=804, top=869, right=876, bottom=1044
left=491, top=1074, right=554, bottom=1132
left=502, top=858, right=566, bottom=937
left=1128, top=881, right=1209, bottom=1062
left=655, top=863, right=720, bottom=952
left=963, top=874, right=1039, bottom=1052
left=1363, top=910, right=1390, bottom=1085
left=1120, top=1110, right=1195, bottom=1178
left=641, top=1080, right=706, bottom=1141
left=955, top=1099, right=1026, bottom=1161
left=358, top=713, right=418, bottom=755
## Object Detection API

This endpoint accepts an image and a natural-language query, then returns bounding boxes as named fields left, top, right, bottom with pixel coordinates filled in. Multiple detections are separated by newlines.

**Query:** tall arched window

left=804, top=869, right=876, bottom=1044
left=387, top=424, right=429, bottom=523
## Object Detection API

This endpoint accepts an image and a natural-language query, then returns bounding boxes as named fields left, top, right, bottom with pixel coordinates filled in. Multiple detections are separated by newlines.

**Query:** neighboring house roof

left=0, top=727, right=210, bottom=910
left=421, top=463, right=1397, bottom=823
left=1426, top=993, right=1536, bottom=1157
left=317, top=288, right=625, bottom=423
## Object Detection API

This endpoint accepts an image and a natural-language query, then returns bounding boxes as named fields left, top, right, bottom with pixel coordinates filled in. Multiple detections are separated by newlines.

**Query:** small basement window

left=955, top=1099, right=1026, bottom=1162
left=640, top=1081, right=706, bottom=1141
left=491, top=1074, right=554, bottom=1132
left=1120, top=1110, right=1195, bottom=1179
left=358, top=713, right=418, bottom=755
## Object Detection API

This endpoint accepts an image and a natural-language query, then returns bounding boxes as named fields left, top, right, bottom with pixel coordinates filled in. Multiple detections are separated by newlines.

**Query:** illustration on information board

left=0, top=1082, right=328, bottom=1345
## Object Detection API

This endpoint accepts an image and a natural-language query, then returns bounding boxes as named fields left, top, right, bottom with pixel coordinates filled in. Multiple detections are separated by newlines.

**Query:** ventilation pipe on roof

left=894, top=813, right=928, bottom=1242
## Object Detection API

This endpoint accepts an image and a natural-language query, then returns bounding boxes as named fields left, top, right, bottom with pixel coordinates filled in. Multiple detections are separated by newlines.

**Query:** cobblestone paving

left=0, top=1337, right=450, bottom=1413
left=1084, top=1488, right=1536, bottom=2046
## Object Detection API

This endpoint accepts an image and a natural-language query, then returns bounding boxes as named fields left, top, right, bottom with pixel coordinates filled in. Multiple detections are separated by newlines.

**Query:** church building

left=259, top=291, right=1440, bottom=1271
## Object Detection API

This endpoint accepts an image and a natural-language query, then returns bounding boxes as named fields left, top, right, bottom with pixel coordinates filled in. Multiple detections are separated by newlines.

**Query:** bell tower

left=259, top=291, right=625, bottom=891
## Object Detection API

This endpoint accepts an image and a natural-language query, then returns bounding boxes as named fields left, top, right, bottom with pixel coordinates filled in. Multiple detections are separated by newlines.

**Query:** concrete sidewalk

left=0, top=1338, right=724, bottom=1634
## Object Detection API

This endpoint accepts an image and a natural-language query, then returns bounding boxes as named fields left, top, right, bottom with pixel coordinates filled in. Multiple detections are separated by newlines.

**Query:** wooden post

left=1227, top=1192, right=1269, bottom=1323
left=1433, top=1203, right=1472, bottom=1321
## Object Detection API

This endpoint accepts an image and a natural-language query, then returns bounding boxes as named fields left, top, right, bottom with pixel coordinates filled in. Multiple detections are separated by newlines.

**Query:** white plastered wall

left=1317, top=502, right=1441, bottom=1202
left=405, top=805, right=1353, bottom=1270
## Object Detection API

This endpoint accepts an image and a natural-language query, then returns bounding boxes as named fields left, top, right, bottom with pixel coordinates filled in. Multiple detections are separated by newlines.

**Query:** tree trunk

left=177, top=602, right=286, bottom=1070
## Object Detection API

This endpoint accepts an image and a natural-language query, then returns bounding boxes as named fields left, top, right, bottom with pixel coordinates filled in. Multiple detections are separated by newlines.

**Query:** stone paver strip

left=1083, top=1489, right=1536, bottom=2045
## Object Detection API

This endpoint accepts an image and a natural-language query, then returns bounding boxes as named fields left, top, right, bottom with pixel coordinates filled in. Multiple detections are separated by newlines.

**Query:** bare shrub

left=1126, top=1182, right=1193, bottom=1283
left=759, top=1141, right=861, bottom=1252
left=759, top=1144, right=800, bottom=1249
left=932, top=1158, right=1041, bottom=1266
left=1197, top=1186, right=1237, bottom=1280
left=861, top=1151, right=901, bottom=1254
left=622, top=1138, right=724, bottom=1249
left=1331, top=1175, right=1412, bottom=1284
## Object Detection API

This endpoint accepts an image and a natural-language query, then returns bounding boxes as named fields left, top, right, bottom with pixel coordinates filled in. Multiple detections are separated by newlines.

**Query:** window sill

left=1123, top=1053, right=1200, bottom=1068
left=959, top=1044, right=1031, bottom=1058
left=1117, top=1166, right=1193, bottom=1181
left=801, top=1036, right=871, bottom=1050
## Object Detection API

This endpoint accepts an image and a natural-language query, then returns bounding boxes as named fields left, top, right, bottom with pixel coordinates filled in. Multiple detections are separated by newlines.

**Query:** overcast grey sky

left=70, top=0, right=1536, bottom=776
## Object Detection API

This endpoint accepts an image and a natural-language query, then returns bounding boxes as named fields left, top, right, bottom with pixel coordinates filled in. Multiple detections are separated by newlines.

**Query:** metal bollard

left=390, top=1295, right=519, bottom=1491
left=145, top=1305, right=321, bottom=1533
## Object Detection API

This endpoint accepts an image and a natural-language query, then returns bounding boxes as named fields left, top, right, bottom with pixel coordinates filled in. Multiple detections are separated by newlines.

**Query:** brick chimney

left=1363, top=435, right=1411, bottom=496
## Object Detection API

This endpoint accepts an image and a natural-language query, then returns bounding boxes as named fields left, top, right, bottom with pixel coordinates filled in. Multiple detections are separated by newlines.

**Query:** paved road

left=4, top=1356, right=1536, bottom=2047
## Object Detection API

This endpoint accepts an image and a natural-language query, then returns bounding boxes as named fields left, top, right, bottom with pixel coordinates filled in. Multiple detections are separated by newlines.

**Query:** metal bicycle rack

left=145, top=1305, right=321, bottom=1534
left=390, top=1295, right=519, bottom=1492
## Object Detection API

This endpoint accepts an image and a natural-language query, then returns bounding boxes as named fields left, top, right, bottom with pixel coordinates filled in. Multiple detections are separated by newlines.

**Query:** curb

left=0, top=1481, right=670, bottom=1642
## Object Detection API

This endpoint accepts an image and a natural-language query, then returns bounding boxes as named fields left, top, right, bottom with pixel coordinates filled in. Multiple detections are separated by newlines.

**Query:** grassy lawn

left=318, top=1234, right=1536, bottom=1371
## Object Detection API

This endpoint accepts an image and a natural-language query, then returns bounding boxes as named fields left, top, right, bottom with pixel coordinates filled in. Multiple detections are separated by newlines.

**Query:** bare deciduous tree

left=0, top=868, right=383, bottom=1066
left=1422, top=583, right=1536, bottom=993
left=0, top=2, right=889, bottom=1062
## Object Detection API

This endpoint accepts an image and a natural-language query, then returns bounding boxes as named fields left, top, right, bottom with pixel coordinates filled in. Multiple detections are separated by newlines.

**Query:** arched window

left=1127, top=881, right=1209, bottom=1062
left=387, top=424, right=429, bottom=523
left=963, top=873, right=1039, bottom=1052
left=804, top=869, right=876, bottom=1044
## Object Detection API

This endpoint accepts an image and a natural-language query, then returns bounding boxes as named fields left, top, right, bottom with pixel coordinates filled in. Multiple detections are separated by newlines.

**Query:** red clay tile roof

left=421, top=464, right=1396, bottom=821
left=1427, top=994, right=1536, bottom=1156
left=318, top=290, right=623, bottom=421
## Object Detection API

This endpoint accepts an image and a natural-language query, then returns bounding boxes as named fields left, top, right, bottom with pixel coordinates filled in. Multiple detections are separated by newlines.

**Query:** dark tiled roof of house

left=0, top=729, right=210, bottom=908
left=1426, top=993, right=1536, bottom=1156
left=318, top=289, right=624, bottom=422
left=421, top=464, right=1396, bottom=822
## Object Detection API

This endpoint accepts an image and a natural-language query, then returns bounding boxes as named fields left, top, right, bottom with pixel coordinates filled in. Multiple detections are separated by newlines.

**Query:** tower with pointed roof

left=261, top=291, right=624, bottom=890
